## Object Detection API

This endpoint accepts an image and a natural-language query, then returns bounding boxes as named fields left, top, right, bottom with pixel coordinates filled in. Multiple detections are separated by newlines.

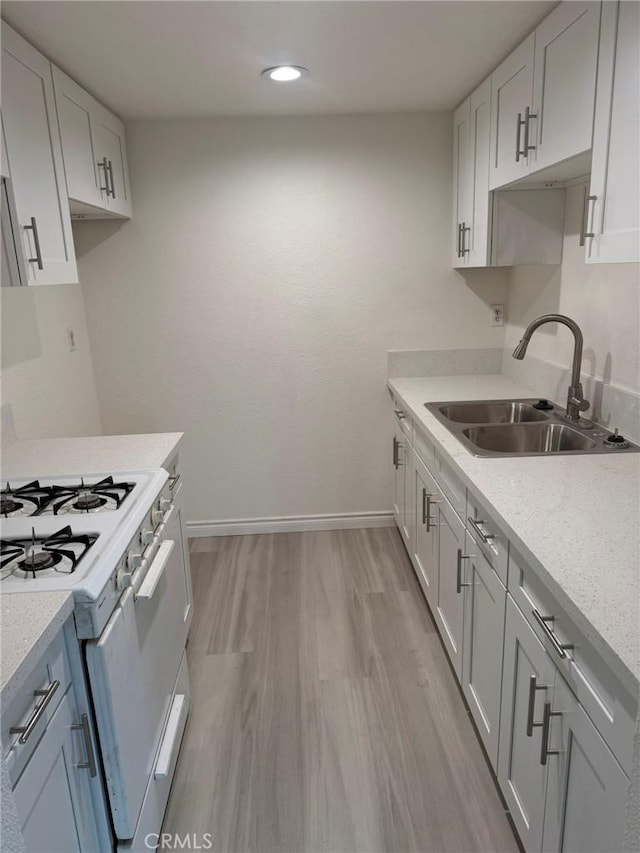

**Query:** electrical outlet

left=67, top=326, right=77, bottom=352
left=491, top=304, right=505, bottom=327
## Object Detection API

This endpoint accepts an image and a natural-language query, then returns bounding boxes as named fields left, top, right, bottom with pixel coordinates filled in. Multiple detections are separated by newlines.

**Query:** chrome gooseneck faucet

left=512, top=314, right=591, bottom=425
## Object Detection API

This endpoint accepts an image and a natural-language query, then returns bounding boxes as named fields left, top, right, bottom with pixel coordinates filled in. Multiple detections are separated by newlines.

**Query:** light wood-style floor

left=163, top=528, right=519, bottom=853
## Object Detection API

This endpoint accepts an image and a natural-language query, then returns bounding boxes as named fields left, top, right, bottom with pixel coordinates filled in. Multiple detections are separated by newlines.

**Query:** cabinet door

left=461, top=535, right=506, bottom=770
left=52, top=67, right=103, bottom=209
left=542, top=673, right=629, bottom=853
left=531, top=2, right=601, bottom=173
left=392, top=425, right=409, bottom=546
left=489, top=33, right=534, bottom=189
left=1, top=24, right=77, bottom=285
left=587, top=0, right=640, bottom=263
left=412, top=452, right=440, bottom=607
left=498, top=596, right=555, bottom=852
left=452, top=97, right=471, bottom=267
left=433, top=495, right=466, bottom=681
left=13, top=690, right=101, bottom=853
left=94, top=107, right=132, bottom=218
left=467, top=78, right=492, bottom=267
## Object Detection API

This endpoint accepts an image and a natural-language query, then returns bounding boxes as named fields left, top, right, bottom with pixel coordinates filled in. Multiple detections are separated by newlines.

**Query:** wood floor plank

left=163, top=528, right=518, bottom=853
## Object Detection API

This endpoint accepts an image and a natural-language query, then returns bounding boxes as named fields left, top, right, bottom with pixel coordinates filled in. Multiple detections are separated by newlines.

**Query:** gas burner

left=20, top=550, right=61, bottom=572
left=50, top=477, right=135, bottom=515
left=1, top=526, right=98, bottom=580
left=1, top=481, right=54, bottom=517
left=73, top=494, right=107, bottom=512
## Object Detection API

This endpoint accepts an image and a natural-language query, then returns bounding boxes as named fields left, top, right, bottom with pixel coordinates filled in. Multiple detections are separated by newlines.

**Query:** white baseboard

left=187, top=511, right=395, bottom=538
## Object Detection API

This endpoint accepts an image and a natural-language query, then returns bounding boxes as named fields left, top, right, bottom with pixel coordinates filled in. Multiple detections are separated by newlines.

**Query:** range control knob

left=140, top=528, right=154, bottom=546
left=127, top=551, right=142, bottom=571
left=116, top=566, right=133, bottom=590
left=159, top=497, right=171, bottom=512
left=152, top=509, right=164, bottom=525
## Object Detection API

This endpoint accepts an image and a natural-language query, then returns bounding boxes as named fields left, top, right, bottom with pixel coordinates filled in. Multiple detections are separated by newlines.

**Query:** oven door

left=85, top=533, right=188, bottom=840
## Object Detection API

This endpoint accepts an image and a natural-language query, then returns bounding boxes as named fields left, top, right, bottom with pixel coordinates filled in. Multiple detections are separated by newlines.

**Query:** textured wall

left=504, top=182, right=640, bottom=395
left=0, top=284, right=102, bottom=441
left=75, top=113, right=508, bottom=523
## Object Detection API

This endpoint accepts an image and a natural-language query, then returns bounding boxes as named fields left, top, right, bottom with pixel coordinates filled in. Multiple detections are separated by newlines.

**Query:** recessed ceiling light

left=262, top=65, right=308, bottom=82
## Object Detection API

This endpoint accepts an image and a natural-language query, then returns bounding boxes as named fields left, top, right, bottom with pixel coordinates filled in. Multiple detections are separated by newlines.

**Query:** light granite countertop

left=0, top=592, right=73, bottom=712
left=389, top=374, right=640, bottom=694
left=1, top=432, right=183, bottom=480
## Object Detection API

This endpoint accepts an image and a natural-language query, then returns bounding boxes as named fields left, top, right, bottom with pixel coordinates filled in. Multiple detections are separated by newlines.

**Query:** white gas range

left=1, top=468, right=192, bottom=851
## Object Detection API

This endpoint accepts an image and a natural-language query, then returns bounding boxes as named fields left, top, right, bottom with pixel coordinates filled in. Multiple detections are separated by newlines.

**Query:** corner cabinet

left=586, top=0, right=640, bottom=264
left=388, top=393, right=636, bottom=853
left=0, top=23, right=78, bottom=285
left=52, top=67, right=132, bottom=219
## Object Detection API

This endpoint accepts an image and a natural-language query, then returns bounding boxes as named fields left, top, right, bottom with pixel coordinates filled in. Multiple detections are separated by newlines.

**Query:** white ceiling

left=2, top=1, right=557, bottom=119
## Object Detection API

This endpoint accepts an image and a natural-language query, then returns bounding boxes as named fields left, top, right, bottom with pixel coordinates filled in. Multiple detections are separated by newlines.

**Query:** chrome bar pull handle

left=467, top=516, right=495, bottom=543
left=540, top=701, right=561, bottom=766
left=107, top=160, right=116, bottom=198
left=456, top=223, right=462, bottom=258
left=392, top=436, right=398, bottom=469
left=526, top=675, right=548, bottom=737
left=10, top=680, right=60, bottom=744
left=394, top=409, right=406, bottom=420
left=24, top=217, right=44, bottom=270
left=421, top=488, right=428, bottom=526
left=524, top=106, right=537, bottom=153
left=461, top=222, right=471, bottom=255
left=516, top=112, right=526, bottom=161
left=98, top=157, right=110, bottom=194
left=71, top=714, right=98, bottom=777
left=581, top=193, right=597, bottom=245
left=426, top=494, right=440, bottom=532
left=456, top=549, right=472, bottom=593
left=532, top=609, right=574, bottom=659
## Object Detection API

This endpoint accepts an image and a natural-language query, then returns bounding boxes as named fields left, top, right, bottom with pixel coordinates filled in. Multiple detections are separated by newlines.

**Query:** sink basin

left=462, top=423, right=597, bottom=454
left=422, top=398, right=639, bottom=456
left=438, top=401, right=549, bottom=424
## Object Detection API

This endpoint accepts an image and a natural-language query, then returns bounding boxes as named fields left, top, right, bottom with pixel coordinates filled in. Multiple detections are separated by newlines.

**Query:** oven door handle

left=154, top=693, right=189, bottom=780
left=136, top=539, right=175, bottom=602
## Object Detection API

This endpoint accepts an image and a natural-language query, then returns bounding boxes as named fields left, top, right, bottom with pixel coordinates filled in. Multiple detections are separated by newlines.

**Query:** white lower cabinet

left=433, top=495, right=466, bottom=681
left=411, top=451, right=440, bottom=608
left=13, top=688, right=101, bottom=853
left=499, top=595, right=555, bottom=851
left=541, top=673, right=629, bottom=853
left=461, top=534, right=506, bottom=769
left=392, top=402, right=634, bottom=853
left=392, top=421, right=411, bottom=549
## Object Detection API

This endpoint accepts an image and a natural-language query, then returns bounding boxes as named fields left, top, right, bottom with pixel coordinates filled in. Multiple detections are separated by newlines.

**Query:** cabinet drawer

left=466, top=490, right=509, bottom=585
left=434, top=452, right=466, bottom=520
left=2, top=627, right=72, bottom=787
left=508, top=550, right=636, bottom=775
left=413, top=426, right=435, bottom=472
left=392, top=398, right=413, bottom=440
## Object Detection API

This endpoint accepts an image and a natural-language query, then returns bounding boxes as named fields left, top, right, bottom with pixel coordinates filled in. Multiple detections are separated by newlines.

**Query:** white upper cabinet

left=53, top=66, right=132, bottom=219
left=530, top=2, right=600, bottom=173
left=452, top=78, right=493, bottom=267
left=489, top=34, right=535, bottom=189
left=489, top=2, right=601, bottom=190
left=452, top=98, right=471, bottom=265
left=586, top=0, right=640, bottom=264
left=1, top=23, right=78, bottom=285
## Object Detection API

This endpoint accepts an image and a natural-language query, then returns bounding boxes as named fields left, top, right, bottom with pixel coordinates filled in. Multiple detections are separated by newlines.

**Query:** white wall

left=505, top=182, right=640, bottom=395
left=75, top=113, right=508, bottom=523
left=0, top=283, right=102, bottom=441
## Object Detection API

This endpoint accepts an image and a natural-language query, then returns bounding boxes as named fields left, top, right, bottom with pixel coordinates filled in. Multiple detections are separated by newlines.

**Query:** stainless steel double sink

left=424, top=399, right=639, bottom=457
